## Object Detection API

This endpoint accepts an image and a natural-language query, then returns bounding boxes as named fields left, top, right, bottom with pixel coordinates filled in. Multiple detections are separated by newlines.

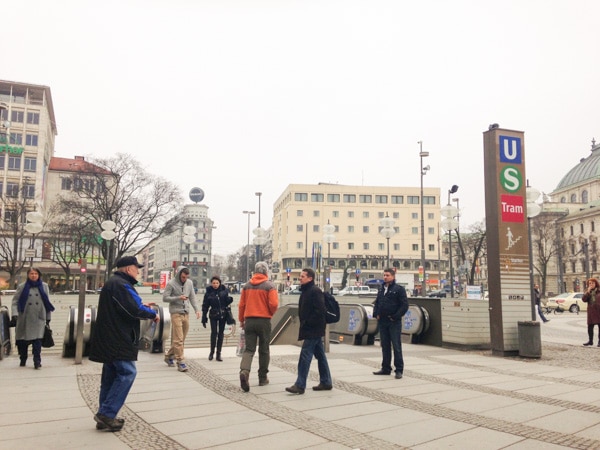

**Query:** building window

left=407, top=196, right=419, bottom=204
left=348, top=243, right=354, bottom=250
left=412, top=227, right=418, bottom=234
left=359, top=194, right=372, bottom=203
left=363, top=211, right=369, bottom=218
left=23, top=184, right=34, bottom=198
left=423, top=196, right=436, bottom=205
left=6, top=182, right=19, bottom=197
left=4, top=209, right=17, bottom=223
left=8, top=156, right=21, bottom=170
left=592, top=222, right=595, bottom=232
left=348, top=211, right=354, bottom=218
left=393, top=243, right=400, bottom=251
left=311, top=193, right=324, bottom=202
left=327, top=193, right=340, bottom=202
left=0, top=181, right=3, bottom=194
left=296, top=242, right=303, bottom=249
left=348, top=225, right=354, bottom=232
left=378, top=212, right=385, bottom=218
left=296, top=210, right=303, bottom=216
left=570, top=194, right=577, bottom=202
left=582, top=190, right=589, bottom=203
left=412, top=244, right=419, bottom=251
left=332, top=211, right=339, bottom=218
left=9, top=133, right=23, bottom=145
left=560, top=196, right=566, bottom=203
left=343, top=194, right=356, bottom=203
left=378, top=243, right=385, bottom=251
left=24, top=157, right=36, bottom=172
left=428, top=213, right=434, bottom=219
left=411, top=212, right=418, bottom=219
left=363, top=243, right=369, bottom=250
left=11, top=110, right=24, bottom=123
left=313, top=225, right=319, bottom=232
left=332, top=243, right=339, bottom=250
left=428, top=244, right=435, bottom=251
left=428, top=227, right=435, bottom=234
left=393, top=212, right=399, bottom=219
left=296, top=224, right=303, bottom=232
left=375, top=195, right=388, bottom=204
left=570, top=226, right=574, bottom=236
left=25, top=134, right=38, bottom=146
left=581, top=223, right=584, bottom=234
left=295, top=193, right=308, bottom=201
left=313, top=210, right=320, bottom=217
left=61, top=177, right=72, bottom=190
left=334, top=225, right=339, bottom=232
left=0, top=154, right=5, bottom=168
left=391, top=195, right=404, bottom=204
left=0, top=109, right=6, bottom=121
left=363, top=226, right=369, bottom=233
left=27, top=112, right=40, bottom=125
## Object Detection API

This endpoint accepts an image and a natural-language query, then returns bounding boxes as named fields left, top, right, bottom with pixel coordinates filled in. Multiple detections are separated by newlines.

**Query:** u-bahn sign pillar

left=483, top=126, right=533, bottom=356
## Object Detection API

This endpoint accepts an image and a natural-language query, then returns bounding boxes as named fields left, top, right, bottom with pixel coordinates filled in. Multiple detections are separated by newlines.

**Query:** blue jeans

left=378, top=320, right=403, bottom=374
left=537, top=304, right=548, bottom=322
left=295, top=337, right=332, bottom=389
left=98, top=360, right=137, bottom=418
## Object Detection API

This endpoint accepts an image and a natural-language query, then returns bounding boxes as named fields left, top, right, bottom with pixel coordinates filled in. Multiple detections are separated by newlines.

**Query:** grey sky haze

left=4, top=0, right=600, bottom=255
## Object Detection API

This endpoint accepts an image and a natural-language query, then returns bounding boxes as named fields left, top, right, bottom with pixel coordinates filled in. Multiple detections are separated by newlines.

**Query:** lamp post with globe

left=24, top=211, right=43, bottom=267
left=323, top=221, right=335, bottom=293
left=526, top=184, right=542, bottom=321
left=379, top=214, right=396, bottom=268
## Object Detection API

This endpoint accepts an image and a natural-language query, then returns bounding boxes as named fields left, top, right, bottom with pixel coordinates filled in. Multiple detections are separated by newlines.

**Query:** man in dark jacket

left=372, top=268, right=409, bottom=379
left=89, top=256, right=158, bottom=432
left=285, top=268, right=332, bottom=394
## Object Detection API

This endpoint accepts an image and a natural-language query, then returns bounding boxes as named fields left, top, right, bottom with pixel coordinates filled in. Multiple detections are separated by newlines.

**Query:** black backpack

left=324, top=292, right=340, bottom=324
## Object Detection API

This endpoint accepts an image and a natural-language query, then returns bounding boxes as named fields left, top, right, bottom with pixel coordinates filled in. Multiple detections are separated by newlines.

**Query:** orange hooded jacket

left=238, top=273, right=278, bottom=322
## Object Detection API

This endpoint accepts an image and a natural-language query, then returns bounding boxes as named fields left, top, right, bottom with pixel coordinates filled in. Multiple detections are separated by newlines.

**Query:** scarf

left=17, top=278, right=55, bottom=314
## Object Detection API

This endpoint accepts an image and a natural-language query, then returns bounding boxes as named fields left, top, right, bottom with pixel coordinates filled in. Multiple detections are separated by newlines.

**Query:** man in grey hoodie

left=163, top=266, right=200, bottom=372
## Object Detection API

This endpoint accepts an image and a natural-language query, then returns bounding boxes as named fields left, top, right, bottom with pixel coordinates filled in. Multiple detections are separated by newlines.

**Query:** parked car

left=338, top=286, right=376, bottom=296
left=283, top=288, right=301, bottom=295
left=546, top=292, right=586, bottom=313
left=427, top=289, right=447, bottom=298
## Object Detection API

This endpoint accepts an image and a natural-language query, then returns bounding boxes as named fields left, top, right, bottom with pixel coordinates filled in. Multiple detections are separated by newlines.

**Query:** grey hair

left=254, top=261, right=269, bottom=275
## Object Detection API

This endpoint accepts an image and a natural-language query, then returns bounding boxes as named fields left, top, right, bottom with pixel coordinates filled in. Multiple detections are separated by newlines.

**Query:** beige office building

left=272, top=183, right=442, bottom=291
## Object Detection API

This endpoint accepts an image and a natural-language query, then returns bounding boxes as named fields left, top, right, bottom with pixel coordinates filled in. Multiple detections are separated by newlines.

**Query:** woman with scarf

left=582, top=278, right=600, bottom=346
left=202, top=276, right=233, bottom=361
left=11, top=267, right=54, bottom=368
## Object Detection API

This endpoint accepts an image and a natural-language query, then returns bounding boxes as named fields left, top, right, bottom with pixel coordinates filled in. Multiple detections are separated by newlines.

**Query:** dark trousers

left=17, top=339, right=42, bottom=366
left=588, top=324, right=600, bottom=343
left=240, top=317, right=272, bottom=380
left=210, top=317, right=227, bottom=353
left=378, top=320, right=404, bottom=374
left=537, top=304, right=548, bottom=322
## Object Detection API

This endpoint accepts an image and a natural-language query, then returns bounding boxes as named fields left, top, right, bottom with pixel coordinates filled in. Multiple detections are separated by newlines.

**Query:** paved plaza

left=2, top=309, right=600, bottom=449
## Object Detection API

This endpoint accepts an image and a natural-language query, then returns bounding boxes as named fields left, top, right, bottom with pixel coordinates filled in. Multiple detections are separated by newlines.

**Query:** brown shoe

left=96, top=417, right=125, bottom=430
left=285, top=384, right=305, bottom=395
left=240, top=370, right=250, bottom=392
left=312, top=383, right=333, bottom=391
left=94, top=414, right=124, bottom=432
left=259, top=378, right=269, bottom=386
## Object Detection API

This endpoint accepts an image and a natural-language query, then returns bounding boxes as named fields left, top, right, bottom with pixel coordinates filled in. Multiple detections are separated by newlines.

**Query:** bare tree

left=454, top=221, right=487, bottom=286
left=52, top=153, right=183, bottom=276
left=531, top=212, right=563, bottom=297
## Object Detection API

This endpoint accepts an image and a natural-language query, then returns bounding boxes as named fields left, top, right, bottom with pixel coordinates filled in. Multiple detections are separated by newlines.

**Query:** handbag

left=225, top=307, right=236, bottom=325
left=236, top=328, right=245, bottom=357
left=42, top=324, right=55, bottom=348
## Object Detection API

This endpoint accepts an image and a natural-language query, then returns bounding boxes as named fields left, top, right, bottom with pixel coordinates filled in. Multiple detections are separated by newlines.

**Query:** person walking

left=202, top=276, right=233, bottom=361
left=534, top=284, right=549, bottom=323
left=10, top=267, right=54, bottom=369
left=89, top=256, right=158, bottom=432
left=238, top=261, right=278, bottom=392
left=582, top=278, right=600, bottom=346
left=372, top=268, right=409, bottom=379
left=163, top=266, right=201, bottom=372
left=285, top=268, right=332, bottom=395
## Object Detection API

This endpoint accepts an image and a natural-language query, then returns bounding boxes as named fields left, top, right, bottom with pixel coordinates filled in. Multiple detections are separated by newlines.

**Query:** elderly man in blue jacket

left=372, top=268, right=409, bottom=379
left=89, top=256, right=158, bottom=432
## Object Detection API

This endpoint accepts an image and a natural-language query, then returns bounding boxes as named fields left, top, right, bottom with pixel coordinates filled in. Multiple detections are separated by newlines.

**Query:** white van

left=338, top=286, right=376, bottom=296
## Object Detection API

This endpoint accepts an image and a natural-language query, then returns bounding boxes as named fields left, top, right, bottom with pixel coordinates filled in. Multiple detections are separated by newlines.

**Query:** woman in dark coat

left=582, top=278, right=600, bottom=346
left=11, top=267, right=54, bottom=369
left=202, top=276, right=233, bottom=361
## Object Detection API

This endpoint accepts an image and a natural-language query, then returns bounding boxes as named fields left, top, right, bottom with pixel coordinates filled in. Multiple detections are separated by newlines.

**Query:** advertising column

left=483, top=127, right=532, bottom=356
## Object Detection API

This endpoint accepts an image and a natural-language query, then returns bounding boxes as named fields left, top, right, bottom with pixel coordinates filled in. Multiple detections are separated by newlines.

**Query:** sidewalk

left=2, top=340, right=600, bottom=449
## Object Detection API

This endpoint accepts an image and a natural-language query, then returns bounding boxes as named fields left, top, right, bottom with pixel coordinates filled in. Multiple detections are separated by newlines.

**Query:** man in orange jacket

left=238, top=261, right=279, bottom=392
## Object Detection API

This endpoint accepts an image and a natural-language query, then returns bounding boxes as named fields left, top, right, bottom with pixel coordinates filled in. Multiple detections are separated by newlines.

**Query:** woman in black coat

left=202, top=276, right=233, bottom=361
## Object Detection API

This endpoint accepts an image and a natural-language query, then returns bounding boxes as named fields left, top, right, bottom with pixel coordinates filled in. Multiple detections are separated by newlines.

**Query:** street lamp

left=526, top=184, right=542, bottom=321
left=182, top=225, right=196, bottom=263
left=24, top=211, right=43, bottom=266
left=379, top=213, right=396, bottom=268
left=242, top=210, right=255, bottom=281
left=441, top=185, right=459, bottom=297
left=323, top=221, right=335, bottom=293
left=254, top=192, right=263, bottom=260
left=419, top=141, right=430, bottom=294
left=100, top=220, right=117, bottom=282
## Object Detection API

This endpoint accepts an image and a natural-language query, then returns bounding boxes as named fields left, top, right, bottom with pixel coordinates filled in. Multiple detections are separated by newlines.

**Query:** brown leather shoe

left=259, top=378, right=269, bottom=386
left=94, top=414, right=124, bottom=432
left=240, top=370, right=250, bottom=392
left=312, top=383, right=333, bottom=391
left=285, top=384, right=305, bottom=394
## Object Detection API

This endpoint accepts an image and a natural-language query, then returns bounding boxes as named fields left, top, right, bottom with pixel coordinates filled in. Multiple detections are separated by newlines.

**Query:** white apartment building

left=272, top=183, right=441, bottom=291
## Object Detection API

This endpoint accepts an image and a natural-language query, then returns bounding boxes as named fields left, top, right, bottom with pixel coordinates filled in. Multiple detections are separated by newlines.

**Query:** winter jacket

left=202, top=285, right=233, bottom=320
left=163, top=266, right=199, bottom=315
left=89, top=271, right=156, bottom=363
left=238, top=273, right=278, bottom=322
left=373, top=280, right=409, bottom=322
left=297, top=281, right=326, bottom=340
left=11, top=281, right=51, bottom=341
left=583, top=289, right=600, bottom=325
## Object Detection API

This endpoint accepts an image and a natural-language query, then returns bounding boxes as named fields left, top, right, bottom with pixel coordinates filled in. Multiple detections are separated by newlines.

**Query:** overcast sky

left=4, top=0, right=600, bottom=256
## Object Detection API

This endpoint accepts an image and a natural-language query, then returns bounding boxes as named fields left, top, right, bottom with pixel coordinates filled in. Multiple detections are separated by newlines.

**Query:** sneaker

left=177, top=363, right=188, bottom=372
left=164, top=355, right=175, bottom=367
left=259, top=378, right=270, bottom=386
left=312, top=383, right=333, bottom=391
left=285, top=384, right=305, bottom=395
left=240, top=370, right=250, bottom=392
left=94, top=414, right=124, bottom=432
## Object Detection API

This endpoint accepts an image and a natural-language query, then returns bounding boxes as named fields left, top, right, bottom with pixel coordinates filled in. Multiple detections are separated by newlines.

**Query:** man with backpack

left=285, top=267, right=333, bottom=394
left=372, top=268, right=409, bottom=379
